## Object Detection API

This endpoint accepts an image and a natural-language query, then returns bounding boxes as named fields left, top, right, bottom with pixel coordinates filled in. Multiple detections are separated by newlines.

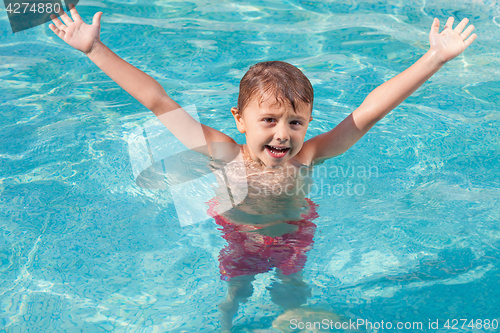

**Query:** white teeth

left=269, top=145, right=287, bottom=151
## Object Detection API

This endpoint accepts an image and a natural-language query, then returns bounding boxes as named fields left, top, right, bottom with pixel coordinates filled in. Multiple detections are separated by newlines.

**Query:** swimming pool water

left=1, top=0, right=500, bottom=332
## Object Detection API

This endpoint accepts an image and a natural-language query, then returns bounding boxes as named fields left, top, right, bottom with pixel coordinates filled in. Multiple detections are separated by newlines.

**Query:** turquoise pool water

left=1, top=0, right=500, bottom=332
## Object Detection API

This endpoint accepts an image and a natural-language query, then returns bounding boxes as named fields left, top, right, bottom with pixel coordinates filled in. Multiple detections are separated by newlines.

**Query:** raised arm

left=300, top=17, right=477, bottom=165
left=49, top=6, right=236, bottom=155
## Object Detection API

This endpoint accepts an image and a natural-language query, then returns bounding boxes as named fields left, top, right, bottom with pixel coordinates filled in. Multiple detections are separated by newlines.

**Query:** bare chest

left=210, top=154, right=313, bottom=224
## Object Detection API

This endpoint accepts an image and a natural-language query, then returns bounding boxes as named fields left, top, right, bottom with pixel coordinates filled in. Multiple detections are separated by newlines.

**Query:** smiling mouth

left=265, top=145, right=290, bottom=158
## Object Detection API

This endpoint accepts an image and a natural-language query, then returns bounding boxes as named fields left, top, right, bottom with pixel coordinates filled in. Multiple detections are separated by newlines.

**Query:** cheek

left=292, top=131, right=307, bottom=142
left=293, top=142, right=304, bottom=153
left=292, top=133, right=306, bottom=149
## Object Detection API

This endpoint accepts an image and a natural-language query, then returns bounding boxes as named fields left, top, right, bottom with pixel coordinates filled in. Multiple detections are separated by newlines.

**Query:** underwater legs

left=268, top=269, right=311, bottom=310
left=219, top=274, right=256, bottom=332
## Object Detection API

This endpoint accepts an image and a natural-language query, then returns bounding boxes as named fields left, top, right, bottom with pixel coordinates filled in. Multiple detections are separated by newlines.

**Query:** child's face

left=231, top=96, right=313, bottom=168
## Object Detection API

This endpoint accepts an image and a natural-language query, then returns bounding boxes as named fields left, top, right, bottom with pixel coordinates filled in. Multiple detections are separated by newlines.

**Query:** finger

left=464, top=33, right=477, bottom=48
left=48, top=23, right=59, bottom=35
left=58, top=8, right=74, bottom=26
left=444, top=17, right=454, bottom=31
left=454, top=18, right=469, bottom=34
left=49, top=23, right=66, bottom=39
left=430, top=17, right=440, bottom=35
left=92, top=12, right=103, bottom=28
left=50, top=14, right=66, bottom=30
left=460, top=24, right=475, bottom=40
left=69, top=4, right=82, bottom=22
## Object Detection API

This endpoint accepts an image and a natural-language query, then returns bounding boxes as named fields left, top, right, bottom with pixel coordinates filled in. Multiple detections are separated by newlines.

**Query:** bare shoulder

left=206, top=139, right=242, bottom=163
left=293, top=115, right=358, bottom=165
left=202, top=123, right=237, bottom=145
left=291, top=140, right=317, bottom=167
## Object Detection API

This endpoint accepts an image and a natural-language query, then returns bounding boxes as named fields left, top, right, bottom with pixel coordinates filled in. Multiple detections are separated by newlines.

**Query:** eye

left=290, top=120, right=302, bottom=126
left=263, top=118, right=276, bottom=123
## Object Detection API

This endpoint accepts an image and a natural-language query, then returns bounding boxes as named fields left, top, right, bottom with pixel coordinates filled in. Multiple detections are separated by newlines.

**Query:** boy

left=48, top=5, right=476, bottom=219
left=49, top=6, right=476, bottom=330
left=48, top=7, right=476, bottom=171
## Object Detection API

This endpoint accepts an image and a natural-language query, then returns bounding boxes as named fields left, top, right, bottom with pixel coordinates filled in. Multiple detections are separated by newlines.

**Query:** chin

left=263, top=152, right=293, bottom=167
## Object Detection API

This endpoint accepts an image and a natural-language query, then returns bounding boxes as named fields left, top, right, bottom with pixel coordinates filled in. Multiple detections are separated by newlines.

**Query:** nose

left=275, top=121, right=290, bottom=143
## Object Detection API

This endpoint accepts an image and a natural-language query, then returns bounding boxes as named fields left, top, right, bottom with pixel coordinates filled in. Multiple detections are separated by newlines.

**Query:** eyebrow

left=260, top=112, right=308, bottom=121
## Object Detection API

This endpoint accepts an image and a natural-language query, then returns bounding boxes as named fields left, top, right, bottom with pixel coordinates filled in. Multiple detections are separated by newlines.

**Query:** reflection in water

left=207, top=196, right=319, bottom=331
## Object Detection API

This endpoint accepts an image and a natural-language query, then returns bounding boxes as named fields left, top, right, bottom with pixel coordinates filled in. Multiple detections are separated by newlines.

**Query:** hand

left=49, top=5, right=103, bottom=55
left=429, top=17, right=477, bottom=64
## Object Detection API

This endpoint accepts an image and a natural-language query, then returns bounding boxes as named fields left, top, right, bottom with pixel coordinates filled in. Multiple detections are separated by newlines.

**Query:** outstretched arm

left=299, top=17, right=477, bottom=165
left=49, top=6, right=236, bottom=154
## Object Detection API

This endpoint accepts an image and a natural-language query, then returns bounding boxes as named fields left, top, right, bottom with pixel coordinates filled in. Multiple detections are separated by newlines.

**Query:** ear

left=231, top=107, right=246, bottom=134
left=309, top=116, right=313, bottom=122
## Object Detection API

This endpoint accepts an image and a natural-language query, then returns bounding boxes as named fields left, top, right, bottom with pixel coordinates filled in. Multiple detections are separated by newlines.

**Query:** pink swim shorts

left=206, top=197, right=319, bottom=280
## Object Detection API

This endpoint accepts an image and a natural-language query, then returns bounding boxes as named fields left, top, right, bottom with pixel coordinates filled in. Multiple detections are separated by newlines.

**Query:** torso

left=209, top=144, right=314, bottom=229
